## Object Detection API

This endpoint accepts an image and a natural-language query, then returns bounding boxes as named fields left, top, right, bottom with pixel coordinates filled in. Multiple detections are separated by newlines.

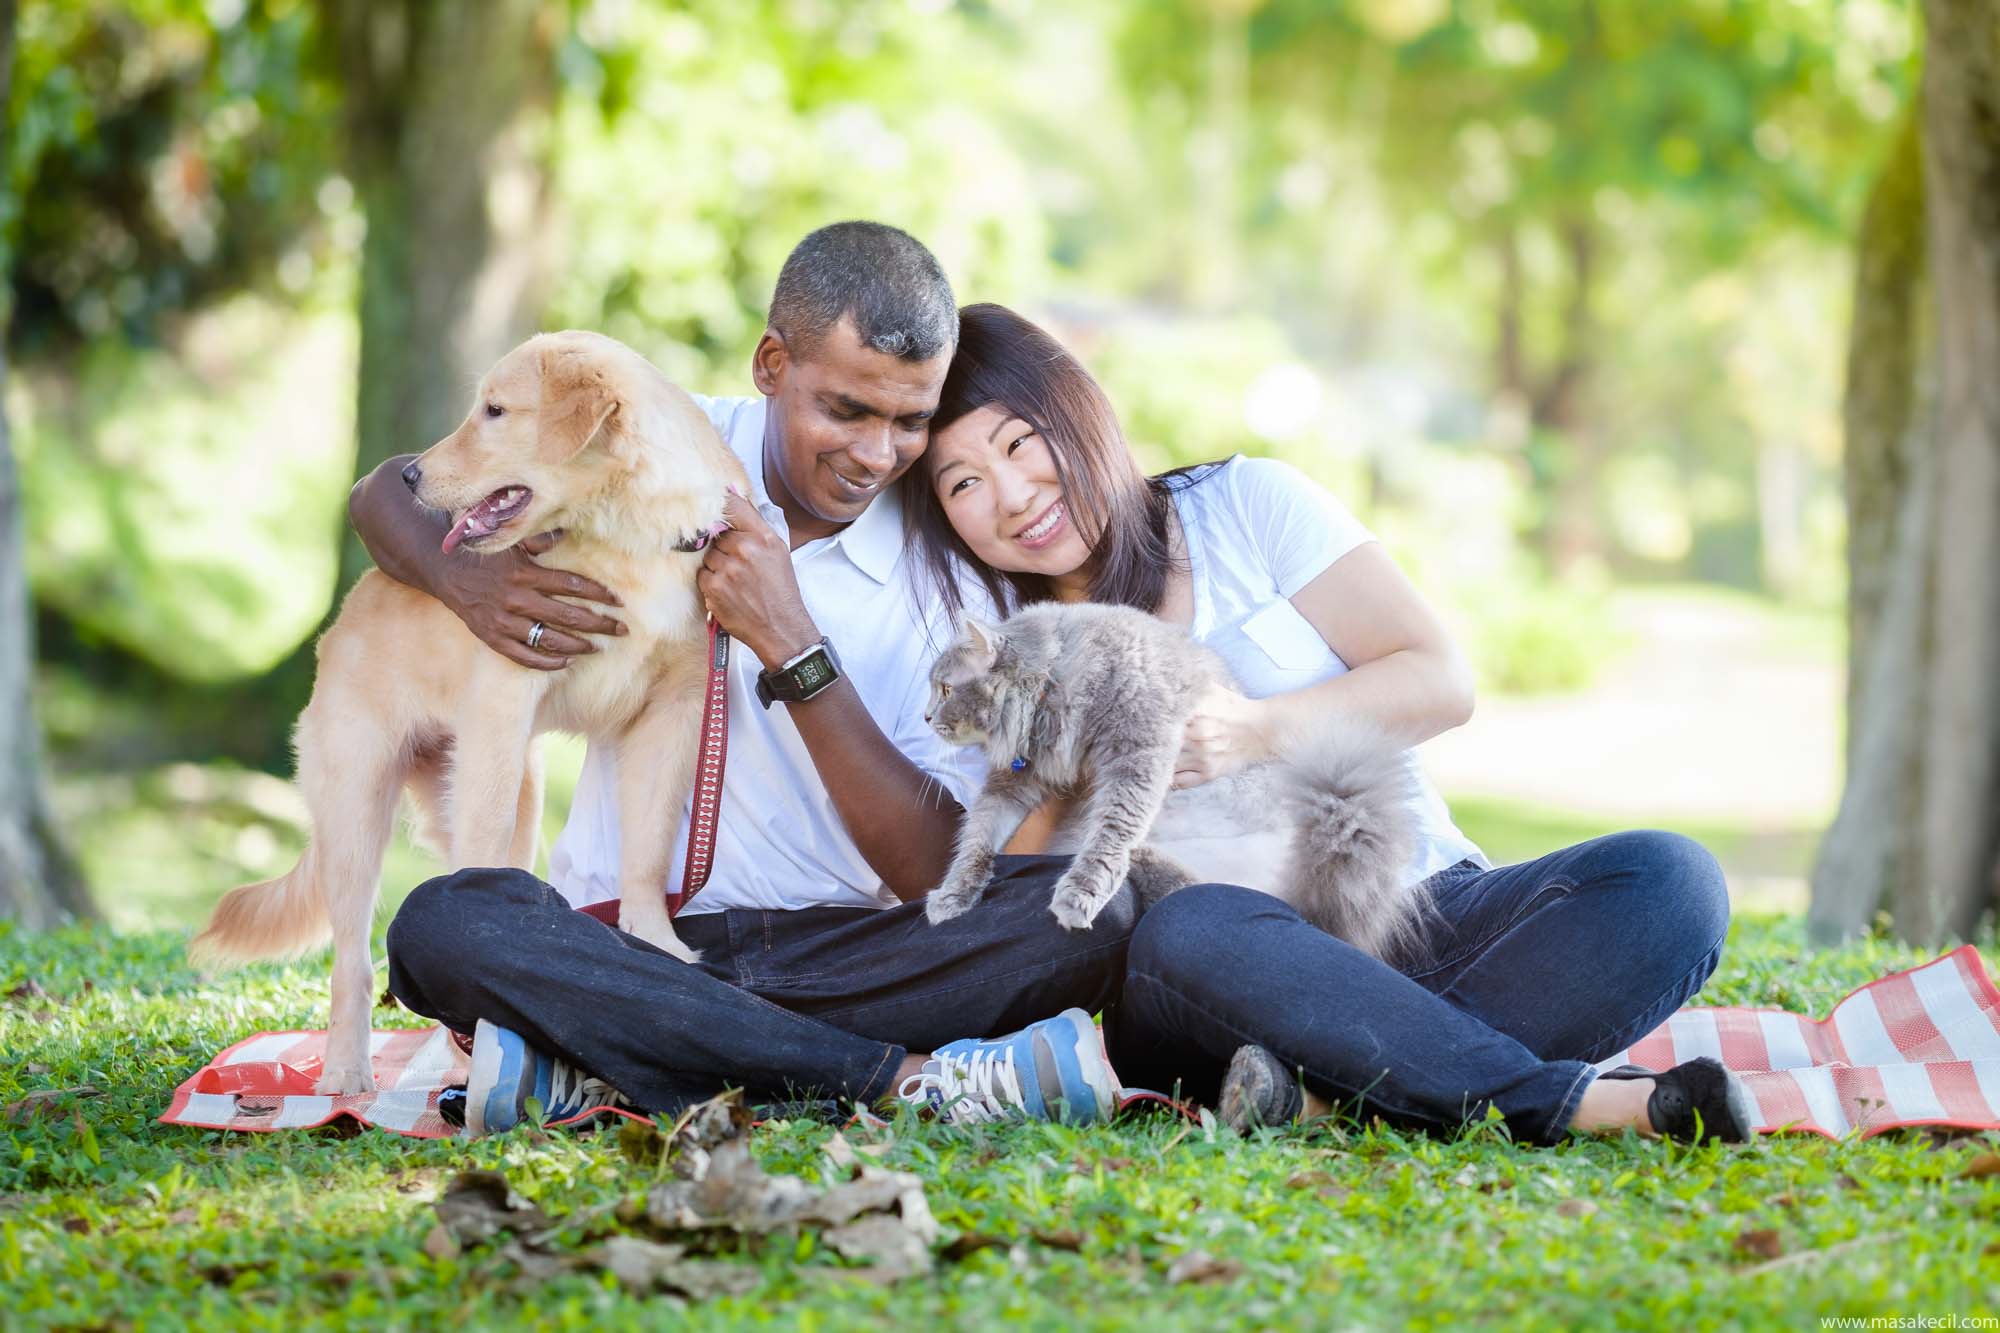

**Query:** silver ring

left=527, top=621, right=546, bottom=650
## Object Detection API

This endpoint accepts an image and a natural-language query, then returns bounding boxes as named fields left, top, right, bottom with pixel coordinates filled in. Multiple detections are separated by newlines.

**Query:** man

left=349, top=222, right=1131, bottom=1135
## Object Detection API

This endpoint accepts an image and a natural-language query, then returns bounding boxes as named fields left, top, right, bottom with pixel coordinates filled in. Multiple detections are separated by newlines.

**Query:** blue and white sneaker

left=896, top=1008, right=1120, bottom=1126
left=463, top=1019, right=630, bottom=1137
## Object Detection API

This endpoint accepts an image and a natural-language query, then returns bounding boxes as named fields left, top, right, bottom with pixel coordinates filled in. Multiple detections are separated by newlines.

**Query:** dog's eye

left=484, top=402, right=505, bottom=419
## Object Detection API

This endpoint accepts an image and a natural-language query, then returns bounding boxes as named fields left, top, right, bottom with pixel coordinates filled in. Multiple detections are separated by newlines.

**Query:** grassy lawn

left=4, top=911, right=1997, bottom=1330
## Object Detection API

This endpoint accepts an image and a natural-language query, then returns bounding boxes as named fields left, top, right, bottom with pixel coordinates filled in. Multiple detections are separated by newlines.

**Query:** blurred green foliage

left=5, top=0, right=1910, bottom=774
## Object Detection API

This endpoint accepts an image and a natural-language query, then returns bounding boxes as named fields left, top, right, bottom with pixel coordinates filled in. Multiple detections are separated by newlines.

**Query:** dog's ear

left=536, top=344, right=618, bottom=463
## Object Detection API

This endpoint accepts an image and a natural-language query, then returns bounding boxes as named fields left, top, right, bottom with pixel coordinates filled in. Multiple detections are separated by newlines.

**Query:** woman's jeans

left=1107, top=830, right=1732, bottom=1144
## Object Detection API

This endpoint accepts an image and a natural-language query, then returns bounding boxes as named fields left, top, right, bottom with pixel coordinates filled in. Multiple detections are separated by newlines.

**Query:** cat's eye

left=936, top=683, right=952, bottom=700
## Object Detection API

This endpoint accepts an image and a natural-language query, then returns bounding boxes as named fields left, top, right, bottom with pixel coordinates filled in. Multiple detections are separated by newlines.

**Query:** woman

left=905, top=303, right=1753, bottom=1146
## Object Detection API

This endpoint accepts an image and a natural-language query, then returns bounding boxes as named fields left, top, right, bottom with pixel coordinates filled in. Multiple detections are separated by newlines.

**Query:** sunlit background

left=10, top=0, right=1916, bottom=927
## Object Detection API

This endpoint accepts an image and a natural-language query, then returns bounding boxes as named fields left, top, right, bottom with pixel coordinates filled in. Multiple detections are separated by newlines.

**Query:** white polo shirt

left=546, top=394, right=988, bottom=915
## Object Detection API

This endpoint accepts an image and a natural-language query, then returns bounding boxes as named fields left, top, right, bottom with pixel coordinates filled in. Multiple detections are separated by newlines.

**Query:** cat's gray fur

left=924, top=601, right=1431, bottom=961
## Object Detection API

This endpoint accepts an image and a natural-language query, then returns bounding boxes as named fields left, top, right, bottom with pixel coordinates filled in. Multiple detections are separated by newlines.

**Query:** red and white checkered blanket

left=160, top=946, right=2000, bottom=1140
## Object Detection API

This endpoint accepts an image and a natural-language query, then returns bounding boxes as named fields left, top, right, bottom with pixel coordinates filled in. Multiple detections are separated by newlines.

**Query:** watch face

left=795, top=653, right=833, bottom=691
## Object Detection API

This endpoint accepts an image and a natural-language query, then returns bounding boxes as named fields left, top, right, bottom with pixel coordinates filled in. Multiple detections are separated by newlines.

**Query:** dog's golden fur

left=190, top=330, right=748, bottom=1093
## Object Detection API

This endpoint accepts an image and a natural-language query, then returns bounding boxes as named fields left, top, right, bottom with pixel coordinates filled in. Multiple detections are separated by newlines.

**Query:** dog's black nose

left=401, top=461, right=422, bottom=491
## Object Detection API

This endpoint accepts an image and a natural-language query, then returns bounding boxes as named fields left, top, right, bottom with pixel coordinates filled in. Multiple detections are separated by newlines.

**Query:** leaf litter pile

left=424, top=1092, right=941, bottom=1300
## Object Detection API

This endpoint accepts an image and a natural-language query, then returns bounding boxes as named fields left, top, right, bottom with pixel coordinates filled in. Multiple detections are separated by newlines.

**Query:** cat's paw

left=925, top=882, right=981, bottom=925
left=1049, top=875, right=1112, bottom=931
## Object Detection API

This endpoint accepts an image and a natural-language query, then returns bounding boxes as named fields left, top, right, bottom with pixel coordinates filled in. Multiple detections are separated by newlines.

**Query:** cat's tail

left=1275, top=720, right=1429, bottom=963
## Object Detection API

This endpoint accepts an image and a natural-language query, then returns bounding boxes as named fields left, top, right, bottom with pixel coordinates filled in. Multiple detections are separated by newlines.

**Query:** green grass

left=4, top=914, right=1997, bottom=1330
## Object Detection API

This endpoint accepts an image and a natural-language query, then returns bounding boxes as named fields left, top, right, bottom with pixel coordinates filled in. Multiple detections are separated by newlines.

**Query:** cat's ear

left=963, top=617, right=1001, bottom=661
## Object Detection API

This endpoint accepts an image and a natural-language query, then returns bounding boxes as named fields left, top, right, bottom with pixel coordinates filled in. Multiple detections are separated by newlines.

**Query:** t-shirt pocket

left=1238, top=598, right=1333, bottom=672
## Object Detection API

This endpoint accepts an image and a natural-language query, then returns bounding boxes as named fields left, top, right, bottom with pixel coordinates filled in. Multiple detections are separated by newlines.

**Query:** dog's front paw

left=1049, top=873, right=1112, bottom=931
left=314, top=1063, right=376, bottom=1096
left=618, top=907, right=702, bottom=965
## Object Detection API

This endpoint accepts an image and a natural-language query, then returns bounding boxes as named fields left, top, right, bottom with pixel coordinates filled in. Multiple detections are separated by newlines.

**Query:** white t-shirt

left=1171, top=455, right=1486, bottom=885
left=546, top=395, right=988, bottom=915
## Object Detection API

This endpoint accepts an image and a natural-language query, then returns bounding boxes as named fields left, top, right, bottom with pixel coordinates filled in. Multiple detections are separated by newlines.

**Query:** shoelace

left=547, top=1059, right=625, bottom=1116
left=897, top=1045, right=1026, bottom=1125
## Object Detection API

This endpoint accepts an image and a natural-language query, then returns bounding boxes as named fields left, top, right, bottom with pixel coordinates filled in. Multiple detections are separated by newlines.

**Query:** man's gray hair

left=767, top=221, right=956, bottom=363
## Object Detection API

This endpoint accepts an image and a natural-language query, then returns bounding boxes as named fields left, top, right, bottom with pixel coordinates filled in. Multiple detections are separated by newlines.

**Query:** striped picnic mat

left=1595, top=944, right=2000, bottom=1138
left=160, top=1026, right=466, bottom=1139
left=160, top=946, right=2000, bottom=1141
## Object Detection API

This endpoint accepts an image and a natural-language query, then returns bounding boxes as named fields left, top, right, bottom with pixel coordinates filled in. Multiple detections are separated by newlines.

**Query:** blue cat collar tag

left=1010, top=757, right=1028, bottom=772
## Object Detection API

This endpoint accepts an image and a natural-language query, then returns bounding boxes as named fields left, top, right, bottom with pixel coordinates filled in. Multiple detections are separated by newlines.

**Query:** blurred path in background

left=1426, top=586, right=1840, bottom=913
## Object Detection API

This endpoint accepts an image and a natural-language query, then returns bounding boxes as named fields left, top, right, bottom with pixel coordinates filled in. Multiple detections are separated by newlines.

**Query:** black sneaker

left=1217, top=1044, right=1305, bottom=1132
left=1598, top=1058, right=1756, bottom=1143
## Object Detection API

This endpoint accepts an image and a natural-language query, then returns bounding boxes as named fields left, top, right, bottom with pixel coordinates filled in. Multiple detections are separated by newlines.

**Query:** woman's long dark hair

left=906, top=302, right=1218, bottom=620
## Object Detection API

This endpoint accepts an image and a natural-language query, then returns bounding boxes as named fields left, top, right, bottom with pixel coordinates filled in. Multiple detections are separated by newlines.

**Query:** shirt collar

left=729, top=396, right=902, bottom=586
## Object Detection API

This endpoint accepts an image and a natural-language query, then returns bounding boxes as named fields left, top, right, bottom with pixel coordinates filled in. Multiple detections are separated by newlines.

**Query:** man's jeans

left=385, top=854, right=1135, bottom=1115
left=1107, top=830, right=1732, bottom=1144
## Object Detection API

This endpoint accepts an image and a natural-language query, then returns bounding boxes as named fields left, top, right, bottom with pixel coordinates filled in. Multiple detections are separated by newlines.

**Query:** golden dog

left=191, top=330, right=747, bottom=1093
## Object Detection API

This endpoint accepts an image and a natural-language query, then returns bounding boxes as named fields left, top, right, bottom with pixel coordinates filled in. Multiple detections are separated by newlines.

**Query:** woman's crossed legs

left=1106, top=830, right=1732, bottom=1144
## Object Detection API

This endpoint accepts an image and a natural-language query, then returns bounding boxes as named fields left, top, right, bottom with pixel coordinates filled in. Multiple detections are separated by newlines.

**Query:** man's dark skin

left=347, top=317, right=962, bottom=900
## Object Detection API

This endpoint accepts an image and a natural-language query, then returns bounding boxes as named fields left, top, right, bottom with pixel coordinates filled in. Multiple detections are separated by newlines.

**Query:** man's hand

left=1173, top=684, right=1274, bottom=789
left=698, top=491, right=821, bottom=665
left=439, top=529, right=627, bottom=670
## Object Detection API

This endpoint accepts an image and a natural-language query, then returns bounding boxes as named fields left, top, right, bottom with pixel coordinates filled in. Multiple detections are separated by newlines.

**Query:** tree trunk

left=0, top=0, right=92, bottom=926
left=1809, top=107, right=1933, bottom=944
left=323, top=0, right=552, bottom=590
left=1911, top=0, right=2000, bottom=944
left=1535, top=215, right=1601, bottom=573
left=1840, top=109, right=1928, bottom=751
left=1808, top=452, right=1933, bottom=942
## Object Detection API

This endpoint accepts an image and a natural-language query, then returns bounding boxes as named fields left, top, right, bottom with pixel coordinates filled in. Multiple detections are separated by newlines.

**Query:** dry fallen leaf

left=1733, top=1228, right=1784, bottom=1261
left=434, top=1172, right=554, bottom=1246
left=824, top=1214, right=934, bottom=1282
left=1960, top=1152, right=2000, bottom=1179
left=2, top=1086, right=101, bottom=1126
left=942, top=1232, right=1009, bottom=1262
left=589, top=1236, right=758, bottom=1299
left=1032, top=1228, right=1085, bottom=1252
left=1166, top=1251, right=1243, bottom=1285
left=1555, top=1198, right=1598, bottom=1219
left=422, top=1223, right=461, bottom=1262
left=5, top=979, right=50, bottom=1002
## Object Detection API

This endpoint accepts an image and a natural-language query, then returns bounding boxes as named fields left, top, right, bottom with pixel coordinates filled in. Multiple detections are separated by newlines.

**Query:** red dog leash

left=668, top=617, right=730, bottom=916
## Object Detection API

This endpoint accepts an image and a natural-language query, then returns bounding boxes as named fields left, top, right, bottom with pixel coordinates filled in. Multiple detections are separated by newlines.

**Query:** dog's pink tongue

left=440, top=510, right=477, bottom=555
left=440, top=494, right=501, bottom=555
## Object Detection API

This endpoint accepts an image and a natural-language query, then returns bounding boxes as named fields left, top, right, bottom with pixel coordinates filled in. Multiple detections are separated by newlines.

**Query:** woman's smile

left=1012, top=499, right=1068, bottom=550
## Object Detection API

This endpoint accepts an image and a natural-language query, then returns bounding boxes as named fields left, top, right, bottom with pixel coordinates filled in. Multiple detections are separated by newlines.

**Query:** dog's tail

left=1275, top=720, right=1427, bottom=962
left=189, top=852, right=335, bottom=966
left=190, top=691, right=406, bottom=968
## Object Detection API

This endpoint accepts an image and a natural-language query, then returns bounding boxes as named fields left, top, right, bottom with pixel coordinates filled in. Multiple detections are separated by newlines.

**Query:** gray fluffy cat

left=923, top=601, right=1431, bottom=961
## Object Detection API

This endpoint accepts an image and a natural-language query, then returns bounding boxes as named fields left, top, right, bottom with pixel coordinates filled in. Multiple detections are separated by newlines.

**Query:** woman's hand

left=1173, top=685, right=1273, bottom=789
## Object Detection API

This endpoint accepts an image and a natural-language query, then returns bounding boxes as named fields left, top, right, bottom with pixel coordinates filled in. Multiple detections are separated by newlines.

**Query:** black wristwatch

left=755, top=636, right=842, bottom=709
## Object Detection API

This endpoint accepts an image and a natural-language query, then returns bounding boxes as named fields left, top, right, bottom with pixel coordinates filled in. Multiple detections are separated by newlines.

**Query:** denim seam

left=856, top=1042, right=905, bottom=1107
left=1544, top=1062, right=1598, bottom=1143
left=808, top=936, right=1132, bottom=1024
left=1125, top=967, right=1455, bottom=1131
left=1406, top=877, right=1578, bottom=984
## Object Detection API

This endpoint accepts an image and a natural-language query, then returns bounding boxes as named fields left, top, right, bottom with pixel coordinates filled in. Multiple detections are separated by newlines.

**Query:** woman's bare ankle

left=1570, top=1076, right=1658, bottom=1137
